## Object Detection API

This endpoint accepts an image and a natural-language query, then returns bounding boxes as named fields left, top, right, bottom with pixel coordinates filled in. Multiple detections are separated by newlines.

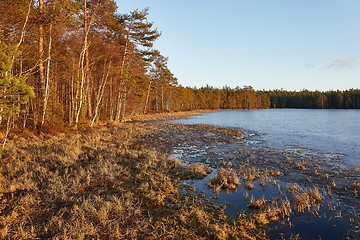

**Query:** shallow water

left=173, top=109, right=360, bottom=166
left=168, top=110, right=359, bottom=239
left=186, top=170, right=350, bottom=240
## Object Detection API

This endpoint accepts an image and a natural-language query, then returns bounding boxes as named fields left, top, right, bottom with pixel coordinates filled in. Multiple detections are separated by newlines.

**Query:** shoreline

left=122, top=110, right=215, bottom=122
left=0, top=113, right=359, bottom=239
left=138, top=122, right=360, bottom=239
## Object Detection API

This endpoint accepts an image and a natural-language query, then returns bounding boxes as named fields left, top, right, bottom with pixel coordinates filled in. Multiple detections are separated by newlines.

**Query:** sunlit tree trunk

left=161, top=83, right=164, bottom=111
left=84, top=0, right=92, bottom=119
left=75, top=0, right=91, bottom=124
left=115, top=41, right=128, bottom=121
left=91, top=61, right=110, bottom=126
left=108, top=77, right=114, bottom=121
left=37, top=0, right=45, bottom=128
left=144, top=79, right=152, bottom=114
left=75, top=42, right=87, bottom=124
left=11, top=0, right=32, bottom=72
left=69, top=60, right=75, bottom=124
left=41, top=24, right=52, bottom=126
left=121, top=88, right=127, bottom=120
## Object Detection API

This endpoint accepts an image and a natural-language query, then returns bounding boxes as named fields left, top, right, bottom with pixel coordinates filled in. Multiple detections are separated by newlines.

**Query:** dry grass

left=295, top=160, right=307, bottom=171
left=248, top=196, right=266, bottom=209
left=183, top=163, right=211, bottom=179
left=245, top=182, right=255, bottom=190
left=252, top=198, right=292, bottom=226
left=0, top=123, right=261, bottom=239
left=283, top=156, right=292, bottom=164
left=129, top=110, right=211, bottom=122
left=353, top=180, right=360, bottom=197
left=241, top=166, right=260, bottom=182
left=291, top=186, right=323, bottom=214
left=208, top=168, right=239, bottom=193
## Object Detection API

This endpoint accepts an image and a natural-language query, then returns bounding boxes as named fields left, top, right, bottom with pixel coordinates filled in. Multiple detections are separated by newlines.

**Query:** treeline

left=169, top=87, right=360, bottom=110
left=173, top=86, right=270, bottom=111
left=268, top=89, right=360, bottom=109
left=0, top=1, right=359, bottom=135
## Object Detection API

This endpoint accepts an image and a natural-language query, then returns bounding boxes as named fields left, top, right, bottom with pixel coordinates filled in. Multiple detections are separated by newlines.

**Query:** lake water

left=173, top=109, right=360, bottom=166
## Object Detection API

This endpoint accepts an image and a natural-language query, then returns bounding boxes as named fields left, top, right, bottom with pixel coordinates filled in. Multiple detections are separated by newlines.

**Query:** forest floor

left=0, top=111, right=359, bottom=239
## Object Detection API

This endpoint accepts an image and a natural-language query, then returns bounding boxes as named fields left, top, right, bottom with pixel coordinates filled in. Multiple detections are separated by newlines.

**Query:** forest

left=1, top=0, right=359, bottom=132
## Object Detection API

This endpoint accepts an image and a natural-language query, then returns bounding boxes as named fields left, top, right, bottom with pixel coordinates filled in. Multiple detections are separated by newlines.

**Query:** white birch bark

left=11, top=0, right=32, bottom=71
left=91, top=62, right=111, bottom=126
left=41, top=24, right=52, bottom=126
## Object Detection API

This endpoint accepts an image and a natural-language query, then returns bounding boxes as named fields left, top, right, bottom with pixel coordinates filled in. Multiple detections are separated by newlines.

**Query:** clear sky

left=115, top=0, right=359, bottom=91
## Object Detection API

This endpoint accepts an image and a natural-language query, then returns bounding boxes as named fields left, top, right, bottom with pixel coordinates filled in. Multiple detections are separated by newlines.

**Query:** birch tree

left=91, top=61, right=111, bottom=126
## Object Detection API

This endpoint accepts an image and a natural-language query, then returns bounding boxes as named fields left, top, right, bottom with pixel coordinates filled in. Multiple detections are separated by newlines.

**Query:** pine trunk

left=144, top=80, right=152, bottom=114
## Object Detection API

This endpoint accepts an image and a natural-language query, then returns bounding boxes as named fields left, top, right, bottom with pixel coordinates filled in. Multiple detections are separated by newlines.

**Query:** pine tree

left=0, top=42, right=34, bottom=147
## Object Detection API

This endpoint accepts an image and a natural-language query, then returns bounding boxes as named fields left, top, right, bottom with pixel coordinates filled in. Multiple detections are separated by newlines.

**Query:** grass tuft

left=208, top=168, right=239, bottom=193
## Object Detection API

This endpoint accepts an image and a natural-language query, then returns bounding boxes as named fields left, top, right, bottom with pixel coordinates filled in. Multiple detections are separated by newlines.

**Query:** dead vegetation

left=183, top=163, right=212, bottom=179
left=248, top=196, right=266, bottom=209
left=242, top=166, right=260, bottom=182
left=208, top=168, right=239, bottom=193
left=245, top=182, right=255, bottom=190
left=288, top=184, right=323, bottom=214
left=128, top=110, right=212, bottom=122
left=0, top=123, right=261, bottom=239
left=250, top=197, right=292, bottom=226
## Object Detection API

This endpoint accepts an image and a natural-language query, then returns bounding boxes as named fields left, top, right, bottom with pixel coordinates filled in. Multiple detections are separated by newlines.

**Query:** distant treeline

left=267, top=89, right=360, bottom=109
left=172, top=86, right=360, bottom=111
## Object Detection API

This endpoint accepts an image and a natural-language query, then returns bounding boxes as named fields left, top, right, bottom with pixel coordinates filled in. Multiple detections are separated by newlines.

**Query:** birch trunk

left=109, top=77, right=114, bottom=121
left=11, top=0, right=32, bottom=71
left=121, top=89, right=127, bottom=120
left=84, top=0, right=92, bottom=118
left=38, top=0, right=45, bottom=128
left=2, top=117, right=12, bottom=150
left=75, top=0, right=91, bottom=124
left=41, top=24, right=52, bottom=126
left=75, top=43, right=87, bottom=124
left=69, top=60, right=75, bottom=124
left=91, top=62, right=111, bottom=126
left=115, top=41, right=128, bottom=121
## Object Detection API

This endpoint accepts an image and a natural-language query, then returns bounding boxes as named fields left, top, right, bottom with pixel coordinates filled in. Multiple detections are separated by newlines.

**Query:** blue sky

left=115, top=0, right=359, bottom=91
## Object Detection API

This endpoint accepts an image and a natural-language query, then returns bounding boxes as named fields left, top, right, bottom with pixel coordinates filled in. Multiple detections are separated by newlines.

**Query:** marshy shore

left=0, top=111, right=359, bottom=239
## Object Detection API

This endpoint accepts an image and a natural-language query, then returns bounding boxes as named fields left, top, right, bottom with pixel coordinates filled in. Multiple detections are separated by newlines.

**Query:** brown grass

left=184, top=163, right=211, bottom=179
left=353, top=180, right=360, bottom=197
left=241, top=166, right=260, bottom=182
left=252, top=198, right=291, bottom=226
left=291, top=186, right=323, bottom=214
left=248, top=196, right=266, bottom=209
left=129, top=110, right=211, bottom=122
left=0, top=123, right=261, bottom=239
left=208, top=168, right=239, bottom=193
left=245, top=182, right=255, bottom=190
left=295, top=160, right=307, bottom=171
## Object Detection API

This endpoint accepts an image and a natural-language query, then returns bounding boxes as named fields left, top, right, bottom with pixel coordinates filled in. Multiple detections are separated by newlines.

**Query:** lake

left=173, top=109, right=360, bottom=166
left=171, top=109, right=359, bottom=239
